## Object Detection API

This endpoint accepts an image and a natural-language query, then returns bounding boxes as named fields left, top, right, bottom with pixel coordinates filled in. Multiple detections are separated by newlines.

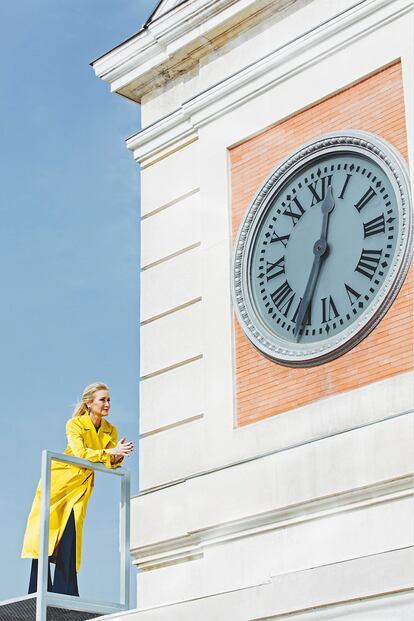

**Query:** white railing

left=36, top=450, right=130, bottom=621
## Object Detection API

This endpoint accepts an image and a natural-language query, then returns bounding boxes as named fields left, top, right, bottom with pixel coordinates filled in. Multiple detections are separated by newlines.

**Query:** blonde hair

left=72, top=382, right=109, bottom=417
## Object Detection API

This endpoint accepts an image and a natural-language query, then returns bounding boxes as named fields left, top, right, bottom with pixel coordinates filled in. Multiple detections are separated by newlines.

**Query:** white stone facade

left=93, top=0, right=414, bottom=618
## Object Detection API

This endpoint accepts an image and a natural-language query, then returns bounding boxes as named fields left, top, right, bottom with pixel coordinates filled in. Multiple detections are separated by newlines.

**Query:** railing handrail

left=45, top=449, right=128, bottom=476
left=36, top=449, right=131, bottom=621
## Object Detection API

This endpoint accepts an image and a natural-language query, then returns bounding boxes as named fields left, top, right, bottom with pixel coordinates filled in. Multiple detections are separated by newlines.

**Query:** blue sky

left=0, top=0, right=158, bottom=605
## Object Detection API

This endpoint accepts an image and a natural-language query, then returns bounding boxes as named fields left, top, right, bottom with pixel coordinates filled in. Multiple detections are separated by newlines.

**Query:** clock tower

left=93, top=1, right=414, bottom=619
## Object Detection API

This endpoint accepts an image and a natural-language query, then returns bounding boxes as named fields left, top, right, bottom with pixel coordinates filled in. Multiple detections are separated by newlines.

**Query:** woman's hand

left=109, top=437, right=134, bottom=458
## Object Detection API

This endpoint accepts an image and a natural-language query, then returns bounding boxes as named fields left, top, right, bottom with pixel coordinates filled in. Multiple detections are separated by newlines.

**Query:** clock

left=232, top=130, right=413, bottom=367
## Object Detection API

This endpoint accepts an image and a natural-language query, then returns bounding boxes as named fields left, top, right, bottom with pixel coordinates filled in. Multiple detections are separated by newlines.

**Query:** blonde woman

left=21, top=382, right=134, bottom=595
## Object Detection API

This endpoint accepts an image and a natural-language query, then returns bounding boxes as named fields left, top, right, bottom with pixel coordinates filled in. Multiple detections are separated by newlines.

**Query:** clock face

left=232, top=131, right=412, bottom=367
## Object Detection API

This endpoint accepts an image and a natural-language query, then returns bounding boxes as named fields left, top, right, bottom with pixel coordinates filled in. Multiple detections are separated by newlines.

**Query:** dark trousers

left=28, top=509, right=79, bottom=596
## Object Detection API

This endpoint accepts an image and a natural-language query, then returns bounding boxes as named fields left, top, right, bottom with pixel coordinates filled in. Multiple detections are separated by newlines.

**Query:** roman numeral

left=266, top=256, right=285, bottom=281
left=344, top=283, right=361, bottom=305
left=363, top=213, right=385, bottom=238
left=270, top=280, right=295, bottom=317
left=354, top=186, right=377, bottom=212
left=270, top=231, right=290, bottom=247
left=321, top=296, right=339, bottom=323
left=307, top=174, right=332, bottom=206
left=355, top=248, right=382, bottom=279
left=283, top=197, right=305, bottom=226
left=338, top=173, right=352, bottom=200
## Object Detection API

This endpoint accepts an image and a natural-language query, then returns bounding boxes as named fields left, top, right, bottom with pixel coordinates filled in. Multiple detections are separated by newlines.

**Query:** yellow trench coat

left=21, top=413, right=121, bottom=571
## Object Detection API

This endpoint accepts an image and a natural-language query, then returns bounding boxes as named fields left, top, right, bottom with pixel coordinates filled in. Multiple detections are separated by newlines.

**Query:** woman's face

left=88, top=389, right=111, bottom=418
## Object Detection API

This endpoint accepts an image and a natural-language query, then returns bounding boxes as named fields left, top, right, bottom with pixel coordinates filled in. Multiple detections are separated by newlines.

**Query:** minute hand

left=294, top=186, right=335, bottom=341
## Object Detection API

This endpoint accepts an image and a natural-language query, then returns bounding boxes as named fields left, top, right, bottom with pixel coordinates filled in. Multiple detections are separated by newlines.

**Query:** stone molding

left=92, top=0, right=280, bottom=101
left=125, top=0, right=412, bottom=166
left=93, top=555, right=414, bottom=619
left=131, top=473, right=413, bottom=570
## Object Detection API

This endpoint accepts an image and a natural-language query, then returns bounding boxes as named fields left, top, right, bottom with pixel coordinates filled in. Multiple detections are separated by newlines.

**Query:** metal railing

left=36, top=450, right=130, bottom=621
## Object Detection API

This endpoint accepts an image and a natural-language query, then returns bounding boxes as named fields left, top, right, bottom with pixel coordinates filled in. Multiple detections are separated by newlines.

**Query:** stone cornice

left=91, top=0, right=287, bottom=102
left=126, top=0, right=412, bottom=166
left=126, top=109, right=198, bottom=168
left=130, top=474, right=413, bottom=569
left=146, top=0, right=189, bottom=26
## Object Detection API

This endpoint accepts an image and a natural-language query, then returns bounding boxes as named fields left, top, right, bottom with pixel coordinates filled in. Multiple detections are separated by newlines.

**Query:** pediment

left=145, top=0, right=189, bottom=25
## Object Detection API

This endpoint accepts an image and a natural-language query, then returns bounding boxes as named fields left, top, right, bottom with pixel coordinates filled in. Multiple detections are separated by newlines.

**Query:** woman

left=21, top=382, right=134, bottom=595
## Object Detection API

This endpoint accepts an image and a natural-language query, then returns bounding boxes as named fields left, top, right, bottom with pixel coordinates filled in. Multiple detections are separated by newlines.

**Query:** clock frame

left=231, top=130, right=413, bottom=367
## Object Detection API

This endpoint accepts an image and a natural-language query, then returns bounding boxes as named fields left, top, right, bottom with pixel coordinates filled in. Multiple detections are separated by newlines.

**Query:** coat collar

left=78, top=412, right=112, bottom=434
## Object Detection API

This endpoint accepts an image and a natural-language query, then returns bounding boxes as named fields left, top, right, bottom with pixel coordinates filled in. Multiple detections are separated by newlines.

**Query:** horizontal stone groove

left=136, top=408, right=414, bottom=495
left=251, top=586, right=414, bottom=621
left=137, top=551, right=204, bottom=572
left=140, top=354, right=203, bottom=381
left=124, top=579, right=269, bottom=614
left=98, top=557, right=414, bottom=618
left=131, top=475, right=413, bottom=569
left=141, top=297, right=202, bottom=326
left=141, top=242, right=201, bottom=271
left=141, top=188, right=200, bottom=220
left=140, top=413, right=204, bottom=438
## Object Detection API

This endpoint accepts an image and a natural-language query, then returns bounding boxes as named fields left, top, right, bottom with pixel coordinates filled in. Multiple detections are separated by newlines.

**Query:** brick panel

left=230, top=62, right=413, bottom=427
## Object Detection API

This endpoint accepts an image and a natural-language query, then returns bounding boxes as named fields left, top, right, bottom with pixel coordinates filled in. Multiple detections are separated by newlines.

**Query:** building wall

left=101, top=0, right=414, bottom=618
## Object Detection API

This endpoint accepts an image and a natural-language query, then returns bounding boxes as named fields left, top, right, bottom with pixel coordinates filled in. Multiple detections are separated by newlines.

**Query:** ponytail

left=72, top=402, right=88, bottom=418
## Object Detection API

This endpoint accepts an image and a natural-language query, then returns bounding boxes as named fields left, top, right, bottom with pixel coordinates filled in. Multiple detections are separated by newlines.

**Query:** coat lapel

left=77, top=413, right=113, bottom=448
left=78, top=414, right=100, bottom=448
left=99, top=418, right=114, bottom=448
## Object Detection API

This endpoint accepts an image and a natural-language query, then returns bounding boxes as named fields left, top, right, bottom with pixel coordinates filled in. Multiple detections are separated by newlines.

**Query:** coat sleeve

left=105, top=425, right=124, bottom=469
left=66, top=419, right=112, bottom=468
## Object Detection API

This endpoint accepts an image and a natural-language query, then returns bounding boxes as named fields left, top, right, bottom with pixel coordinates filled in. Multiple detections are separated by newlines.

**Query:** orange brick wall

left=230, top=62, right=413, bottom=427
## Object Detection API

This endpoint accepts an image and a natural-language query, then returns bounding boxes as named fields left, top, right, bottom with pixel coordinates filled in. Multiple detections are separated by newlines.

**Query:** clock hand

left=320, top=184, right=335, bottom=241
left=294, top=186, right=335, bottom=341
left=294, top=240, right=326, bottom=341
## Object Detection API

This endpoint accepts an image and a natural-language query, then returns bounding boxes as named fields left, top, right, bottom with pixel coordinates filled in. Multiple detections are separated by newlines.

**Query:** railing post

left=120, top=470, right=131, bottom=608
left=36, top=450, right=51, bottom=621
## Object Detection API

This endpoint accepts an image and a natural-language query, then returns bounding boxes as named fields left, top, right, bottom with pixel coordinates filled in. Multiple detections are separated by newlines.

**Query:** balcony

left=0, top=450, right=130, bottom=621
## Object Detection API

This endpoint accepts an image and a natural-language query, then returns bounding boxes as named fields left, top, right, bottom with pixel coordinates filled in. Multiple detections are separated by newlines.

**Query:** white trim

left=90, top=550, right=414, bottom=620
left=131, top=474, right=413, bottom=569
left=92, top=0, right=277, bottom=100
left=136, top=407, right=414, bottom=495
left=126, top=0, right=412, bottom=166
left=127, top=116, right=198, bottom=168
left=149, top=0, right=189, bottom=23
